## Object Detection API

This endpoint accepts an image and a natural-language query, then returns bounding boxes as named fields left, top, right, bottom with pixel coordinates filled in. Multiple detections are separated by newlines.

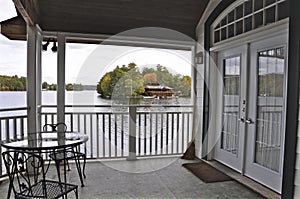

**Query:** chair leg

left=83, top=154, right=86, bottom=179
left=75, top=187, right=79, bottom=199
left=74, top=155, right=85, bottom=187
left=55, top=160, right=62, bottom=183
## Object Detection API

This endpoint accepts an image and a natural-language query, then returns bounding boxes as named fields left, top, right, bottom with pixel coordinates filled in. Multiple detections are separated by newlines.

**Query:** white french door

left=214, top=45, right=248, bottom=172
left=214, top=33, right=287, bottom=193
left=244, top=34, right=287, bottom=193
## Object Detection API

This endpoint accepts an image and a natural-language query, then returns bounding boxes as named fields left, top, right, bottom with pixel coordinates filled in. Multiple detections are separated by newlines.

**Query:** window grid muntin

left=213, top=0, right=288, bottom=45
left=221, top=56, right=241, bottom=155
left=255, top=47, right=285, bottom=172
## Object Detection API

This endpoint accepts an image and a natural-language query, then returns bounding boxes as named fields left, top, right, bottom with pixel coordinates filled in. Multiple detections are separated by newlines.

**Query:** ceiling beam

left=12, top=0, right=39, bottom=26
left=0, top=16, right=27, bottom=40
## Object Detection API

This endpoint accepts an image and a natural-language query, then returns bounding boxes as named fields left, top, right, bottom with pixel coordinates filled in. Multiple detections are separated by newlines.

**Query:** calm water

left=0, top=90, right=192, bottom=109
left=0, top=91, right=193, bottom=163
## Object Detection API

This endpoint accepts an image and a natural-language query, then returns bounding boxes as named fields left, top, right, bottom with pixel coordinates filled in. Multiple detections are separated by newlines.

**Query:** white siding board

left=294, top=186, right=300, bottom=199
left=296, top=138, right=300, bottom=154
left=294, top=170, right=300, bottom=186
left=295, top=154, right=300, bottom=170
left=298, top=121, right=300, bottom=137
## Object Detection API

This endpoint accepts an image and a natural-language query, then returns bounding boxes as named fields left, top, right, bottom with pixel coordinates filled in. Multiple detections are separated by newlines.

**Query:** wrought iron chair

left=43, top=123, right=86, bottom=187
left=2, top=150, right=78, bottom=199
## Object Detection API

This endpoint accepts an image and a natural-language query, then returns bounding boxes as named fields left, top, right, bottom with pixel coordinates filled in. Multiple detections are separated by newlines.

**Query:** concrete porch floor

left=0, top=157, right=265, bottom=198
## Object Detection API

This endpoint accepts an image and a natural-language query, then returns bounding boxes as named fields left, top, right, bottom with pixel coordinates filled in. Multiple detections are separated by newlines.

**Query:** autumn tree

left=97, top=63, right=144, bottom=98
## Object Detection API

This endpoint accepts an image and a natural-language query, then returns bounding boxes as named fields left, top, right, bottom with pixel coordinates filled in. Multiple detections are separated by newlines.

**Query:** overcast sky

left=0, top=1, right=192, bottom=85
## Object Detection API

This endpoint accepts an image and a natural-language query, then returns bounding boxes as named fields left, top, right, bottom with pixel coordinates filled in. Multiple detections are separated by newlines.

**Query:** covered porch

left=0, top=0, right=299, bottom=198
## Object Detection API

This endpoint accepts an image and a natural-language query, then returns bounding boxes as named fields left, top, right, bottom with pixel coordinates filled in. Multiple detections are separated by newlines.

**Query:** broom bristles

left=181, top=140, right=196, bottom=160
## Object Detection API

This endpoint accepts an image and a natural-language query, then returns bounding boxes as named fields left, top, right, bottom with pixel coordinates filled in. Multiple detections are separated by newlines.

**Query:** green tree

left=98, top=73, right=112, bottom=98
left=42, top=82, right=49, bottom=90
left=49, top=84, right=57, bottom=90
left=66, top=83, right=74, bottom=91
left=142, top=67, right=155, bottom=75
left=97, top=63, right=192, bottom=98
left=0, top=75, right=27, bottom=91
left=97, top=63, right=144, bottom=98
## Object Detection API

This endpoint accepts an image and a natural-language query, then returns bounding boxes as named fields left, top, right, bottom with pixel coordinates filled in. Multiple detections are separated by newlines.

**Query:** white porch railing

left=0, top=105, right=193, bottom=176
left=41, top=105, right=194, bottom=159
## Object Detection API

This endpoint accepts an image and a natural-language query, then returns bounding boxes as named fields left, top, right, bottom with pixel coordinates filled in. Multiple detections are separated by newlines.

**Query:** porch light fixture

left=42, top=40, right=50, bottom=51
left=51, top=41, right=57, bottom=52
left=195, top=51, right=203, bottom=64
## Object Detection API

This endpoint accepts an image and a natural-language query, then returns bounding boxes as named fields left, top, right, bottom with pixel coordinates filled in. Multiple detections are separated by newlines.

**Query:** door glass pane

left=255, top=47, right=285, bottom=172
left=221, top=56, right=240, bottom=155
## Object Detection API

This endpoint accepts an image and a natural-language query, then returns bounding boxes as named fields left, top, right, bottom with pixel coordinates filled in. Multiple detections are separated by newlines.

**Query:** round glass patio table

left=1, top=132, right=88, bottom=151
left=1, top=132, right=88, bottom=198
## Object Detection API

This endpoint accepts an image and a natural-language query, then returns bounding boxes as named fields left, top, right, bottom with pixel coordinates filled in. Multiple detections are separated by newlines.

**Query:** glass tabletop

left=1, top=132, right=88, bottom=150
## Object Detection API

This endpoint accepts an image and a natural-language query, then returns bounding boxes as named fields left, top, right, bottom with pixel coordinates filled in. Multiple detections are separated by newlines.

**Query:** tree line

left=42, top=82, right=83, bottom=91
left=0, top=75, right=83, bottom=91
left=97, top=63, right=191, bottom=98
left=0, top=75, right=26, bottom=91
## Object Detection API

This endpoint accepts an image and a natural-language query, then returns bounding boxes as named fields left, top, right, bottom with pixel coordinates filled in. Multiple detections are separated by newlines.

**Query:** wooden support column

left=26, top=25, right=42, bottom=139
left=57, top=33, right=66, bottom=138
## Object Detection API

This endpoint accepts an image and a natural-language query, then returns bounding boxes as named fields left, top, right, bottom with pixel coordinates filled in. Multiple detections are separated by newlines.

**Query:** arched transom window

left=212, top=0, right=288, bottom=45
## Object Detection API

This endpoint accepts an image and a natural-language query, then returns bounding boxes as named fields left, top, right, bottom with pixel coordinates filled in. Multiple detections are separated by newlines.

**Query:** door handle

left=245, top=118, right=254, bottom=124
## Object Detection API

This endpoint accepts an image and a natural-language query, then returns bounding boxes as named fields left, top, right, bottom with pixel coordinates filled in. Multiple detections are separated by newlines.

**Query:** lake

left=0, top=90, right=192, bottom=109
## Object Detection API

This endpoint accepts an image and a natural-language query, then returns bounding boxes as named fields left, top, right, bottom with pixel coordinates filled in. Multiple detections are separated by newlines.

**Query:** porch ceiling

left=1, top=0, right=209, bottom=44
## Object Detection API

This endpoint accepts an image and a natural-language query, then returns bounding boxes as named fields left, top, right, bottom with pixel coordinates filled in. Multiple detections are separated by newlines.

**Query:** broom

left=181, top=139, right=196, bottom=160
left=181, top=94, right=197, bottom=160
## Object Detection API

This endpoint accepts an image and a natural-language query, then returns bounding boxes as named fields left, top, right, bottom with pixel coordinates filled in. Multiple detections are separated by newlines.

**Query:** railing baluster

left=171, top=113, right=174, bottom=154
left=90, top=114, right=93, bottom=158
left=77, top=114, right=80, bottom=132
left=121, top=114, right=124, bottom=157
left=44, top=114, right=48, bottom=126
left=70, top=113, right=74, bottom=131
left=21, top=118, right=24, bottom=140
left=155, top=113, right=158, bottom=155
left=138, top=114, right=141, bottom=155
left=84, top=114, right=87, bottom=156
left=96, top=114, right=99, bottom=158
left=187, top=113, right=190, bottom=143
left=114, top=114, right=117, bottom=157
left=5, top=119, right=9, bottom=141
left=149, top=113, right=152, bottom=155
left=109, top=114, right=112, bottom=158
left=166, top=114, right=169, bottom=154
left=176, top=113, right=179, bottom=154
left=13, top=118, right=17, bottom=140
left=51, top=113, right=54, bottom=124
left=160, top=113, right=163, bottom=155
left=102, top=114, right=106, bottom=158
left=182, top=113, right=185, bottom=153
left=144, top=113, right=147, bottom=155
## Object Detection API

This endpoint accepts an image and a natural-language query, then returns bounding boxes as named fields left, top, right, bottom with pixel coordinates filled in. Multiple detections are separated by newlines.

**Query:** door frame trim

left=281, top=0, right=299, bottom=198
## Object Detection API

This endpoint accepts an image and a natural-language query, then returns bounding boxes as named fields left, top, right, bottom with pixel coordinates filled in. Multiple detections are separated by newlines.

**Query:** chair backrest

left=2, top=150, right=47, bottom=198
left=43, top=122, right=67, bottom=132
